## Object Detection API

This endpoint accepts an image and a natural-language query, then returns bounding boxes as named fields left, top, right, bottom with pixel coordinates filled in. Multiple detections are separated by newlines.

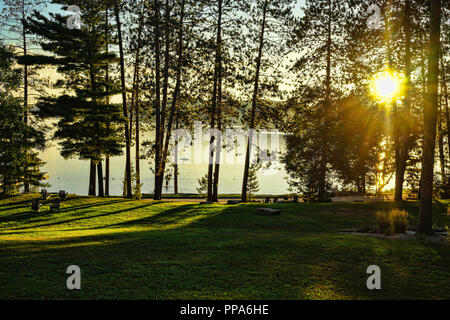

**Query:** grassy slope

left=0, top=194, right=449, bottom=300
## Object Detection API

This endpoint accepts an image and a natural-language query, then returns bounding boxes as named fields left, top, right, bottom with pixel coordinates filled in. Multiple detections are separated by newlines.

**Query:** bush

left=390, top=209, right=409, bottom=233
left=376, top=211, right=392, bottom=235
left=376, top=209, right=409, bottom=235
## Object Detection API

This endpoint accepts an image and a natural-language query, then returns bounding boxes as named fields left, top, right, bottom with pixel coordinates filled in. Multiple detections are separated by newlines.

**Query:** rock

left=254, top=208, right=281, bottom=216
left=199, top=201, right=214, bottom=205
left=227, top=200, right=241, bottom=205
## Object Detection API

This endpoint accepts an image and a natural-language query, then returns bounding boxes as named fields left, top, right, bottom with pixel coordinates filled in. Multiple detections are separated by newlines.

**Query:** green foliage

left=0, top=44, right=47, bottom=194
left=247, top=163, right=260, bottom=200
left=197, top=174, right=208, bottom=195
left=24, top=5, right=125, bottom=163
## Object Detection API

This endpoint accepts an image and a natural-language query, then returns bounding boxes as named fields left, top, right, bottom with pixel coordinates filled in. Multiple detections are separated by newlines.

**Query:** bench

left=31, top=199, right=41, bottom=213
left=407, top=193, right=419, bottom=200
left=59, top=190, right=68, bottom=201
left=49, top=199, right=61, bottom=213
left=40, top=189, right=51, bottom=200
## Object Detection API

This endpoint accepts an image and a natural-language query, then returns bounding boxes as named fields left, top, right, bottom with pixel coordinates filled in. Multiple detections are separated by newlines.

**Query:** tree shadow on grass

left=1, top=205, right=450, bottom=299
left=5, top=201, right=166, bottom=232
left=89, top=204, right=209, bottom=230
left=0, top=199, right=127, bottom=224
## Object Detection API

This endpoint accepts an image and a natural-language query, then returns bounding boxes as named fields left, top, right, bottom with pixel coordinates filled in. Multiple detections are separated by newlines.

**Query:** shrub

left=390, top=209, right=409, bottom=233
left=376, top=209, right=409, bottom=234
left=376, top=211, right=392, bottom=235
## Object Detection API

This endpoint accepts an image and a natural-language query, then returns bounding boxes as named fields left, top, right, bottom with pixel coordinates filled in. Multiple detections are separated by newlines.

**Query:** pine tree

left=23, top=1, right=125, bottom=196
left=0, top=43, right=46, bottom=194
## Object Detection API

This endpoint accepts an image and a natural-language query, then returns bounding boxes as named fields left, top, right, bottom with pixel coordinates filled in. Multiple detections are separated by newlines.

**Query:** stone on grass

left=227, top=200, right=241, bottom=205
left=254, top=208, right=281, bottom=216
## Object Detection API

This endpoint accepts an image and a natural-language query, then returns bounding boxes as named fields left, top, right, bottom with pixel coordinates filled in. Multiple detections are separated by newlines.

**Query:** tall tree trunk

left=441, top=49, right=450, bottom=169
left=105, top=157, right=110, bottom=196
left=97, top=161, right=104, bottom=197
left=438, top=103, right=446, bottom=183
left=207, top=0, right=223, bottom=202
left=212, top=61, right=223, bottom=202
left=113, top=0, right=132, bottom=199
left=419, top=0, right=441, bottom=235
left=241, top=0, right=268, bottom=202
left=153, top=0, right=163, bottom=200
left=395, top=0, right=412, bottom=201
left=160, top=0, right=185, bottom=199
left=133, top=6, right=144, bottom=198
left=212, top=0, right=224, bottom=202
left=174, top=114, right=179, bottom=195
left=153, top=0, right=171, bottom=198
left=318, top=0, right=333, bottom=202
left=89, top=160, right=96, bottom=196
left=22, top=3, right=30, bottom=193
left=105, top=7, right=110, bottom=197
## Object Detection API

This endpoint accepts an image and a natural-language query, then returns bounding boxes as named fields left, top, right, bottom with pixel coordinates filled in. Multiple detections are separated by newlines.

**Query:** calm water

left=39, top=126, right=290, bottom=196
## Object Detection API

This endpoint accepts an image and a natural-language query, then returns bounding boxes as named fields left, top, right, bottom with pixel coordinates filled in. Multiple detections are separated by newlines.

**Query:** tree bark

left=419, top=0, right=441, bottom=235
left=153, top=0, right=163, bottom=200
left=241, top=0, right=268, bottom=202
left=394, top=0, right=413, bottom=201
left=318, top=0, right=333, bottom=202
left=159, top=0, right=185, bottom=199
left=97, top=161, right=104, bottom=197
left=438, top=103, right=446, bottom=183
left=113, top=0, right=132, bottom=199
left=22, top=2, right=30, bottom=193
left=105, top=157, right=110, bottom=196
left=105, top=8, right=110, bottom=197
left=133, top=6, right=144, bottom=198
left=207, top=0, right=223, bottom=202
left=89, top=160, right=96, bottom=196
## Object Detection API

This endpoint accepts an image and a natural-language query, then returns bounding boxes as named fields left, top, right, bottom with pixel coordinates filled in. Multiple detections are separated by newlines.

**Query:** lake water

left=39, top=126, right=291, bottom=196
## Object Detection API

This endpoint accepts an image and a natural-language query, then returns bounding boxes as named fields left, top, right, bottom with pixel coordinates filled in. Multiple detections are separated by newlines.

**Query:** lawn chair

left=273, top=197, right=279, bottom=203
left=264, top=197, right=271, bottom=203
left=40, top=189, right=50, bottom=200
left=59, top=190, right=68, bottom=201
left=31, top=199, right=41, bottom=213
left=49, top=199, right=61, bottom=213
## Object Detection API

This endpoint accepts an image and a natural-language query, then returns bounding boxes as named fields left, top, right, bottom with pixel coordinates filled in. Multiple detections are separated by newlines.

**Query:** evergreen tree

left=22, top=2, right=125, bottom=196
left=0, top=43, right=46, bottom=194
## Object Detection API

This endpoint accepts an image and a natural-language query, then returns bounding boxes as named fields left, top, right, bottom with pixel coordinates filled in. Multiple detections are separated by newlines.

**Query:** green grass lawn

left=0, top=194, right=449, bottom=300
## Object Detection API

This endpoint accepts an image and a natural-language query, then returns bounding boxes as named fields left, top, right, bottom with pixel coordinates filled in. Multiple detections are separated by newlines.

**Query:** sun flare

left=370, top=70, right=405, bottom=103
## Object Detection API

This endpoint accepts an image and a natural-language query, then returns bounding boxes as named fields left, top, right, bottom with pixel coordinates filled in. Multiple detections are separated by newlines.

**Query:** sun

left=370, top=70, right=405, bottom=103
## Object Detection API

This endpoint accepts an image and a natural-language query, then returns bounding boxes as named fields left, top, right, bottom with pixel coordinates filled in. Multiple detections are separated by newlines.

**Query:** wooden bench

left=407, top=193, right=419, bottom=200
left=49, top=199, right=61, bottom=213
left=40, top=189, right=51, bottom=200
left=31, top=199, right=41, bottom=213
left=59, top=190, right=68, bottom=201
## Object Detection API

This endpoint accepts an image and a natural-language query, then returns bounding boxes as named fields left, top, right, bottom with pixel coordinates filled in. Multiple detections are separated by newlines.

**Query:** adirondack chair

left=49, top=199, right=61, bottom=213
left=59, top=190, right=68, bottom=201
left=31, top=199, right=41, bottom=213
left=40, top=189, right=50, bottom=200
